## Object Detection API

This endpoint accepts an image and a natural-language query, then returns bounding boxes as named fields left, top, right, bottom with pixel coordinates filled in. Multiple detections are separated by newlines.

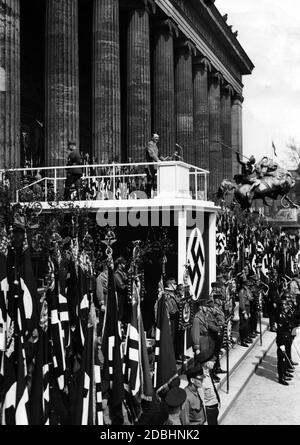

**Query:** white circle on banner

left=187, top=228, right=205, bottom=301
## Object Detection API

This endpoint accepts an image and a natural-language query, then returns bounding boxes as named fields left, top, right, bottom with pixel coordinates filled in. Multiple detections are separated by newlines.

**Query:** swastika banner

left=187, top=228, right=205, bottom=301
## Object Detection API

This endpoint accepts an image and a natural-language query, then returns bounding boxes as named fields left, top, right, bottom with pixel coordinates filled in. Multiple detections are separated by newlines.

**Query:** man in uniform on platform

left=64, top=141, right=82, bottom=200
left=145, top=133, right=167, bottom=198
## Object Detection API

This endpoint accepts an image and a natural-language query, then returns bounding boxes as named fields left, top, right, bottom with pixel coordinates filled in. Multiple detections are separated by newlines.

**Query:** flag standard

left=101, top=266, right=124, bottom=409
left=154, top=294, right=178, bottom=396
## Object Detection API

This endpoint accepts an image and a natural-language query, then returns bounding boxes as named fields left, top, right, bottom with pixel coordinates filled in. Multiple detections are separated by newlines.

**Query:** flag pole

left=255, top=265, right=263, bottom=346
left=226, top=325, right=230, bottom=394
left=212, top=140, right=252, bottom=161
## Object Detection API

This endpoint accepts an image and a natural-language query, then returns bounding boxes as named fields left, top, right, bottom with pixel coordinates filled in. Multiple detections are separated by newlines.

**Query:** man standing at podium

left=145, top=133, right=166, bottom=198
left=64, top=141, right=82, bottom=200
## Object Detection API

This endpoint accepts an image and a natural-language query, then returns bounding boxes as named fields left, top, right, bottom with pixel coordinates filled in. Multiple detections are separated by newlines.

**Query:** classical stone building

left=0, top=0, right=254, bottom=192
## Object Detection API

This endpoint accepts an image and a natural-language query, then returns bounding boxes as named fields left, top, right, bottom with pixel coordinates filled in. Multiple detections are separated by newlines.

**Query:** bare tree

left=286, top=138, right=300, bottom=169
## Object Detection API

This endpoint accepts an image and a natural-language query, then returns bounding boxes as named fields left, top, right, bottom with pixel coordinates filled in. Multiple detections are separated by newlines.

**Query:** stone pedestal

left=208, top=71, right=223, bottom=193
left=175, top=40, right=196, bottom=165
left=45, top=0, right=79, bottom=167
left=0, top=0, right=20, bottom=168
left=221, top=84, right=233, bottom=179
left=193, top=57, right=211, bottom=171
left=232, top=92, right=244, bottom=176
left=153, top=19, right=178, bottom=158
left=127, top=0, right=155, bottom=162
left=93, top=0, right=121, bottom=164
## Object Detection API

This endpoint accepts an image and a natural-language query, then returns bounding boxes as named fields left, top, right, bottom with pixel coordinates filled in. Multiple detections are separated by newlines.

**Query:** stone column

left=0, top=0, right=20, bottom=168
left=126, top=0, right=155, bottom=162
left=232, top=92, right=244, bottom=176
left=208, top=71, right=223, bottom=193
left=93, top=0, right=121, bottom=164
left=153, top=19, right=178, bottom=158
left=193, top=57, right=211, bottom=170
left=174, top=40, right=196, bottom=165
left=45, top=0, right=79, bottom=167
left=221, top=83, right=234, bottom=179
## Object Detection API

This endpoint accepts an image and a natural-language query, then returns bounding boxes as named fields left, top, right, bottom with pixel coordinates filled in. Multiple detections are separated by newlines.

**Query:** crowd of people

left=91, top=238, right=300, bottom=426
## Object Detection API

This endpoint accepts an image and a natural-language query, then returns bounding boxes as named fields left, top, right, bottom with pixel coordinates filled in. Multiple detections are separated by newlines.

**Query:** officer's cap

left=186, top=365, right=204, bottom=380
left=164, top=387, right=187, bottom=408
left=211, top=281, right=223, bottom=288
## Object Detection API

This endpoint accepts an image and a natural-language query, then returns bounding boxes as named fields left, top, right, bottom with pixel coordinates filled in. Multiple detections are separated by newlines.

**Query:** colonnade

left=0, top=0, right=244, bottom=191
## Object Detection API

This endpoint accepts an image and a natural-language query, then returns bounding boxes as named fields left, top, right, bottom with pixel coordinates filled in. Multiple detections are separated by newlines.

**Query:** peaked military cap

left=186, top=365, right=204, bottom=380
left=165, top=387, right=187, bottom=407
left=211, top=281, right=223, bottom=288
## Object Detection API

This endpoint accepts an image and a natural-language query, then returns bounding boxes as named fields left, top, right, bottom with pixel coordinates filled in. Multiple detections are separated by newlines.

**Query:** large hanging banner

left=187, top=227, right=205, bottom=301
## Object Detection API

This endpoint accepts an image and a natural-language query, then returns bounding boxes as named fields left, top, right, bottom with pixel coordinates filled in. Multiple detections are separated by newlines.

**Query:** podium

left=156, top=161, right=191, bottom=199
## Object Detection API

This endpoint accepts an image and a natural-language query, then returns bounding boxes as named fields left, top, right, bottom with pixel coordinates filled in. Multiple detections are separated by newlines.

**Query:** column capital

left=209, top=70, right=224, bottom=86
left=221, top=82, right=234, bottom=97
left=193, top=56, right=212, bottom=72
left=232, top=92, right=244, bottom=103
left=120, top=0, right=156, bottom=14
left=175, top=39, right=197, bottom=57
left=153, top=18, right=179, bottom=38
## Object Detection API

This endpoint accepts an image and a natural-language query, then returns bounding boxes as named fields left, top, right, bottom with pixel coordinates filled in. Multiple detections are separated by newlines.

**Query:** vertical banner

left=187, top=227, right=205, bottom=301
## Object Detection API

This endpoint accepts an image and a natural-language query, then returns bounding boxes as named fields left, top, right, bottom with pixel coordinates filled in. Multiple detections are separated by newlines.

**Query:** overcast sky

left=217, top=0, right=300, bottom=168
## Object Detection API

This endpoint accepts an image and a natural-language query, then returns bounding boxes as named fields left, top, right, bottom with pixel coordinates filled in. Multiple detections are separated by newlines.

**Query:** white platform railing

left=0, top=161, right=210, bottom=203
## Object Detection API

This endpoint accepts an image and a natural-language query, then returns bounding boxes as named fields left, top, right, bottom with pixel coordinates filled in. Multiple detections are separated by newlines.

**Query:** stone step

left=217, top=318, right=277, bottom=424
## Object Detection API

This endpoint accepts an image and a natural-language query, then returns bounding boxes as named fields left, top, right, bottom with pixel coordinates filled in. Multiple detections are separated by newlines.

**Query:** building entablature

left=155, top=0, right=254, bottom=94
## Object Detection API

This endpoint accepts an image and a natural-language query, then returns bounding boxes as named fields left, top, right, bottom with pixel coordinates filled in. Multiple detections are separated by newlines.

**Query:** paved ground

left=221, top=332, right=300, bottom=425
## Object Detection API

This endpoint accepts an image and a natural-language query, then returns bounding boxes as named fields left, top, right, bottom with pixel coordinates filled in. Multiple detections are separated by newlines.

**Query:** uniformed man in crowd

left=192, top=299, right=218, bottom=371
left=283, top=289, right=299, bottom=368
left=267, top=269, right=280, bottom=332
left=238, top=279, right=253, bottom=347
left=248, top=275, right=261, bottom=339
left=163, top=277, right=181, bottom=358
left=114, top=256, right=129, bottom=325
left=163, top=387, right=188, bottom=426
left=184, top=365, right=206, bottom=426
left=275, top=297, right=296, bottom=385
left=209, top=283, right=227, bottom=378
left=200, top=295, right=223, bottom=382
left=201, top=356, right=221, bottom=425
left=95, top=260, right=108, bottom=334
left=289, top=272, right=300, bottom=304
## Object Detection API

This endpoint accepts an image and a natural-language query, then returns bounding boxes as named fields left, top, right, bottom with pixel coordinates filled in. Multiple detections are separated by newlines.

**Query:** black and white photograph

left=0, top=0, right=300, bottom=429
